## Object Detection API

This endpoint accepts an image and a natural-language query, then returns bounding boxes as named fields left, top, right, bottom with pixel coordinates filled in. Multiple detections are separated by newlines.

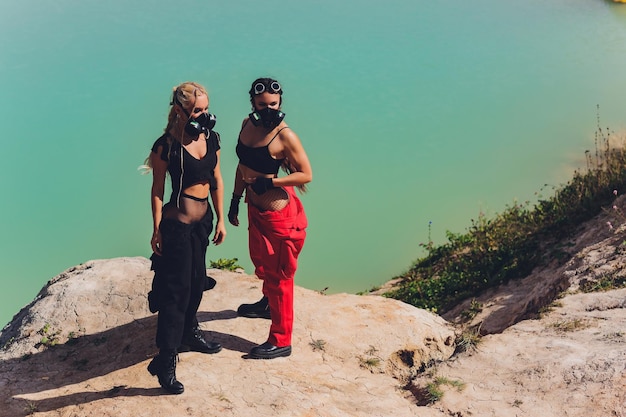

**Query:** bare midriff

left=239, top=164, right=289, bottom=211
left=183, top=181, right=210, bottom=200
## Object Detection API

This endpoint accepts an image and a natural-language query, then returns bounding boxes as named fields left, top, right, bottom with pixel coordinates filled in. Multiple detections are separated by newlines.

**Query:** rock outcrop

left=2, top=197, right=626, bottom=416
left=0, top=258, right=455, bottom=417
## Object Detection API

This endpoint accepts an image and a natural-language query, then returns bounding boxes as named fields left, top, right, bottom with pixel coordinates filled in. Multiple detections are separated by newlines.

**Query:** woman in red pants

left=227, top=77, right=312, bottom=359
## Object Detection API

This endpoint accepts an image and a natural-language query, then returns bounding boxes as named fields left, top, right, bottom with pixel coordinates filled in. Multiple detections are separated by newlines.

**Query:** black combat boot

left=237, top=296, right=271, bottom=319
left=179, top=326, right=222, bottom=354
left=147, top=349, right=184, bottom=394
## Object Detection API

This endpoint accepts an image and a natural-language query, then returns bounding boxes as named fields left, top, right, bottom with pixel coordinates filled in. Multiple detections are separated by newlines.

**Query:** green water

left=1, top=0, right=626, bottom=327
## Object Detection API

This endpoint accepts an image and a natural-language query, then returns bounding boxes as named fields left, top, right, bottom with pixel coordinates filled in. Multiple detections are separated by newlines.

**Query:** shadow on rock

left=13, top=387, right=165, bottom=415
left=0, top=310, right=257, bottom=414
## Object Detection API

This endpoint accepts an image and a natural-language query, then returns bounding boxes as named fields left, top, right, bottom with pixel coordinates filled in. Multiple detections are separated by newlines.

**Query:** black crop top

left=151, top=131, right=221, bottom=205
left=236, top=126, right=287, bottom=175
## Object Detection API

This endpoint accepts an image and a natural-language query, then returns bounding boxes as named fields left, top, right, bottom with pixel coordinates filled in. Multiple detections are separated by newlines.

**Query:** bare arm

left=232, top=120, right=249, bottom=197
left=209, top=149, right=226, bottom=245
left=272, top=128, right=313, bottom=188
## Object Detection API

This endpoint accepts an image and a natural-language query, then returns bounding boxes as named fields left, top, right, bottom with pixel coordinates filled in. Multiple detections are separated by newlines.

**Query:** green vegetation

left=309, top=339, right=327, bottom=352
left=23, top=401, right=38, bottom=415
left=459, top=299, right=483, bottom=322
left=359, top=356, right=381, bottom=370
left=550, top=318, right=590, bottom=332
left=209, top=258, right=243, bottom=271
left=424, top=381, right=444, bottom=403
left=580, top=273, right=626, bottom=292
left=36, top=323, right=61, bottom=348
left=421, top=376, right=466, bottom=404
left=358, top=345, right=383, bottom=372
left=386, top=115, right=626, bottom=314
left=454, top=326, right=482, bottom=354
left=66, top=331, right=80, bottom=346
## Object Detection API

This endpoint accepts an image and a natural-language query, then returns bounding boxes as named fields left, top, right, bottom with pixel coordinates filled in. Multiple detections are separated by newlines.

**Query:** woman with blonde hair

left=228, top=77, right=312, bottom=359
left=145, top=81, right=225, bottom=393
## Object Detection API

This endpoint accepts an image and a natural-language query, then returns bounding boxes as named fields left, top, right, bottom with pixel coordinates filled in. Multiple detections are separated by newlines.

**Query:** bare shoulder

left=278, top=124, right=302, bottom=145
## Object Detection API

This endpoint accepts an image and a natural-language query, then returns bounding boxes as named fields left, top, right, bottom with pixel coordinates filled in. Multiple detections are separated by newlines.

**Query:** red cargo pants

left=247, top=186, right=307, bottom=347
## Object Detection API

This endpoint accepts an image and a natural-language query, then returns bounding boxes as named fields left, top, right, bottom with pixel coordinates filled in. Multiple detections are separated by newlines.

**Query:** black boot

left=147, top=349, right=184, bottom=394
left=237, top=296, right=271, bottom=319
left=249, top=341, right=292, bottom=359
left=179, top=326, right=222, bottom=354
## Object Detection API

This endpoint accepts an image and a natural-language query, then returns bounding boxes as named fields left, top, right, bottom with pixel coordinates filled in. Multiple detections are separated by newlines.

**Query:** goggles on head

left=253, top=81, right=282, bottom=95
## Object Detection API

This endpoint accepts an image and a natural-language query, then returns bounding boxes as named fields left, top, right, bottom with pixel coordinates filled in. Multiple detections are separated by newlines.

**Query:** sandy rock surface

left=2, top=196, right=626, bottom=417
left=0, top=257, right=455, bottom=417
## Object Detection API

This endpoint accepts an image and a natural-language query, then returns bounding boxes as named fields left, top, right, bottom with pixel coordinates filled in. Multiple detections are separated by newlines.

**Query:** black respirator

left=184, top=111, right=216, bottom=136
left=172, top=93, right=216, bottom=136
left=249, top=108, right=285, bottom=129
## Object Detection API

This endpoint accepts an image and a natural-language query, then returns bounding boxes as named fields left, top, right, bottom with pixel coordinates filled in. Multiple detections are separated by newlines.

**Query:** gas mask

left=249, top=108, right=285, bottom=129
left=172, top=92, right=216, bottom=136
left=184, top=111, right=216, bottom=136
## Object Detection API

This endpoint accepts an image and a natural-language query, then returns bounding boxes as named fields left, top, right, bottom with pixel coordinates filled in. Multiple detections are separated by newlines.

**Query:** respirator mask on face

left=249, top=108, right=285, bottom=129
left=184, top=111, right=216, bottom=136
left=248, top=80, right=285, bottom=128
left=172, top=92, right=216, bottom=136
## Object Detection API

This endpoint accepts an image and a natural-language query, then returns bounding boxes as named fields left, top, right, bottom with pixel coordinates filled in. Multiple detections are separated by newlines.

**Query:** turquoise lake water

left=1, top=0, right=626, bottom=327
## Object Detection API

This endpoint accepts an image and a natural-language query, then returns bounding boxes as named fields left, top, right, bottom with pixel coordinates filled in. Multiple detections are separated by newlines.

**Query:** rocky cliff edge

left=2, top=196, right=626, bottom=417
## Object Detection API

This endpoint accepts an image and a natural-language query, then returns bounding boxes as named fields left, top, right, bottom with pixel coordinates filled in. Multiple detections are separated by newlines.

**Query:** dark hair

left=248, top=77, right=306, bottom=193
left=249, top=77, right=283, bottom=106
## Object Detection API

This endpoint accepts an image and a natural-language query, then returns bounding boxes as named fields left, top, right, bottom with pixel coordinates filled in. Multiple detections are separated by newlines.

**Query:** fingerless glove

left=228, top=193, right=242, bottom=224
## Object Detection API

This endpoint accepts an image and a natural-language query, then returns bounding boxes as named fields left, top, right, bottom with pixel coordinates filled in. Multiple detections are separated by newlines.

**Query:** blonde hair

left=164, top=81, right=208, bottom=134
left=139, top=81, right=208, bottom=173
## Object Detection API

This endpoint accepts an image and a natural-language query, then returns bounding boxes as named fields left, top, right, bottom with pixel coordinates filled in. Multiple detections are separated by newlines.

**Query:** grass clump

left=459, top=299, right=483, bottom=322
left=36, top=323, right=61, bottom=348
left=23, top=401, right=38, bottom=415
left=550, top=318, right=590, bottom=332
left=209, top=258, right=242, bottom=271
left=454, top=326, right=482, bottom=354
left=359, top=356, right=381, bottom=370
left=424, top=382, right=444, bottom=403
left=358, top=346, right=383, bottom=372
left=417, top=376, right=466, bottom=404
left=309, top=339, right=327, bottom=352
left=580, top=274, right=626, bottom=293
left=386, top=116, right=626, bottom=314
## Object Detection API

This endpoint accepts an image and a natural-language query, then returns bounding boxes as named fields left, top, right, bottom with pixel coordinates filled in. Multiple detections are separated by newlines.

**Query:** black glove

left=251, top=177, right=274, bottom=195
left=228, top=194, right=242, bottom=224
